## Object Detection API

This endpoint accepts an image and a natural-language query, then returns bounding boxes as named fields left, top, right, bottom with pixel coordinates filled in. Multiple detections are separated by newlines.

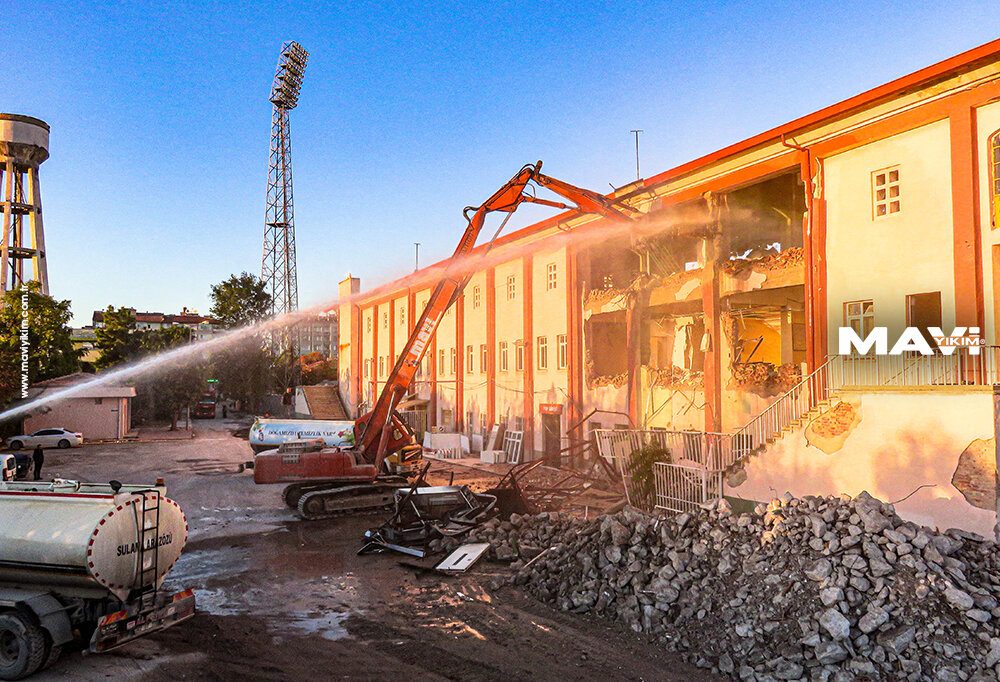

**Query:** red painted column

left=455, top=294, right=465, bottom=432
left=370, top=306, right=379, bottom=407
left=950, top=105, right=985, bottom=329
left=800, top=152, right=816, bottom=371
left=701, top=235, right=723, bottom=433
left=812, top=193, right=828, bottom=361
left=486, top=267, right=496, bottom=427
left=351, top=303, right=361, bottom=417
left=565, top=245, right=582, bottom=443
left=388, top=299, right=395, bottom=374
left=429, top=328, right=437, bottom=429
left=522, top=256, right=534, bottom=458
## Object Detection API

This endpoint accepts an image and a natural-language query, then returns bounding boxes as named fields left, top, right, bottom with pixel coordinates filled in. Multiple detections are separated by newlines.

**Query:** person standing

left=31, top=445, right=44, bottom=481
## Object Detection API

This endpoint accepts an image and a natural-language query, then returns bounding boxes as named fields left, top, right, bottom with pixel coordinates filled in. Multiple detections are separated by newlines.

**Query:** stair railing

left=726, top=356, right=836, bottom=468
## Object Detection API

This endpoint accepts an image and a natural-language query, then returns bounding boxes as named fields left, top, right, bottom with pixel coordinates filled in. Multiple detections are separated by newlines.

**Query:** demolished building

left=340, top=38, right=1000, bottom=538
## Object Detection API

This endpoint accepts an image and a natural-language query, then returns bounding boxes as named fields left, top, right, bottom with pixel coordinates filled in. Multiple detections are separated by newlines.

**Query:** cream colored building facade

left=340, top=40, right=1000, bottom=533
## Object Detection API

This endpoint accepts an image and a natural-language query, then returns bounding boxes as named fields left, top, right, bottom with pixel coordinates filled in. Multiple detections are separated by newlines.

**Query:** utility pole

left=414, top=242, right=420, bottom=271
left=630, top=129, right=643, bottom=181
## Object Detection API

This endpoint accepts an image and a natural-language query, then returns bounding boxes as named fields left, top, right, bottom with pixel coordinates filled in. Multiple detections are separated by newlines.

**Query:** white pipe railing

left=832, top=346, right=1000, bottom=388
left=728, top=357, right=834, bottom=464
left=595, top=347, right=1000, bottom=508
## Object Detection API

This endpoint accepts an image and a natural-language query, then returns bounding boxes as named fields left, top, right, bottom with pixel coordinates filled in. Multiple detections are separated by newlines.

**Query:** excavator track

left=296, top=483, right=409, bottom=520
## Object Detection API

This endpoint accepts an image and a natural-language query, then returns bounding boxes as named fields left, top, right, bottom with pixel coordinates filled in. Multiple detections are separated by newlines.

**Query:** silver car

left=5, top=428, right=84, bottom=450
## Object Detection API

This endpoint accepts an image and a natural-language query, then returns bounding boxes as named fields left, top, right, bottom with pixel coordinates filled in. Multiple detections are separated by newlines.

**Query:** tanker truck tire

left=0, top=611, right=46, bottom=680
left=39, top=632, right=61, bottom=672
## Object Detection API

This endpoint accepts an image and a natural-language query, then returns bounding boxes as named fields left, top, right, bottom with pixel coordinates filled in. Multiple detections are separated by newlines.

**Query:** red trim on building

left=456, top=294, right=465, bottom=432
left=643, top=38, right=1000, bottom=189
left=702, top=238, right=722, bottom=433
left=565, top=245, right=582, bottom=443
left=522, top=257, right=534, bottom=457
left=486, top=267, right=496, bottom=427
left=950, top=105, right=986, bottom=329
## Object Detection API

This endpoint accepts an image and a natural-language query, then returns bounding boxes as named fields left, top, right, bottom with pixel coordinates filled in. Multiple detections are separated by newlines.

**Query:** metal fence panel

left=652, top=462, right=723, bottom=513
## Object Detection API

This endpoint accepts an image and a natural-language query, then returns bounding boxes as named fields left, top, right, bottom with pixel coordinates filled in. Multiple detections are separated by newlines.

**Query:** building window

left=439, top=349, right=446, bottom=375
left=557, top=334, right=568, bottom=369
left=499, top=341, right=508, bottom=371
left=364, top=358, right=371, bottom=378
left=379, top=356, right=385, bottom=377
left=466, top=345, right=473, bottom=372
left=480, top=344, right=487, bottom=374
left=383, top=311, right=388, bottom=329
left=507, top=275, right=516, bottom=300
left=473, top=286, right=482, bottom=308
left=514, top=416, right=524, bottom=432
left=537, top=336, right=548, bottom=370
left=546, top=263, right=557, bottom=290
left=872, top=166, right=900, bottom=218
left=467, top=410, right=475, bottom=432
left=515, top=341, right=525, bottom=372
left=366, top=316, right=372, bottom=333
left=450, top=347, right=457, bottom=375
left=844, top=300, right=875, bottom=337
left=400, top=306, right=406, bottom=325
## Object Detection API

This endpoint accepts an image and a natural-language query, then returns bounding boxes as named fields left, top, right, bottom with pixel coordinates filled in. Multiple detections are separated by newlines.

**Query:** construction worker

left=31, top=445, right=44, bottom=481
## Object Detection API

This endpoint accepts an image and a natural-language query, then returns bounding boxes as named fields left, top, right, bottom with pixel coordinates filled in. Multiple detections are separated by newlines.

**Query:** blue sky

left=4, top=1, right=999, bottom=325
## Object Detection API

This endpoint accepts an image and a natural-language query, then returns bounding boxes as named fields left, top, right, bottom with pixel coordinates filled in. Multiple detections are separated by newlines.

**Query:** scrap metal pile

left=472, top=492, right=1000, bottom=681
left=361, top=468, right=497, bottom=559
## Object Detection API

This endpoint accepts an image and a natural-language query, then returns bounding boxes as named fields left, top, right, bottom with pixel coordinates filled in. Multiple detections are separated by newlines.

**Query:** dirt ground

left=24, top=418, right=720, bottom=681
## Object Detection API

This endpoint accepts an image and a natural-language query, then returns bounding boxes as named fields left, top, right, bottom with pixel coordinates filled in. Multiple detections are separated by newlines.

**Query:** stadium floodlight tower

left=262, top=41, right=308, bottom=328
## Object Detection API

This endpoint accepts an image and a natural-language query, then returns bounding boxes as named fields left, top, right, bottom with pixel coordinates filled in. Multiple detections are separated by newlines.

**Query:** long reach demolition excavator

left=252, top=161, right=640, bottom=519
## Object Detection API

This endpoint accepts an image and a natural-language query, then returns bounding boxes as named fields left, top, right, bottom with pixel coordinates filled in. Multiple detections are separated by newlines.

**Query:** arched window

left=989, top=129, right=1000, bottom=227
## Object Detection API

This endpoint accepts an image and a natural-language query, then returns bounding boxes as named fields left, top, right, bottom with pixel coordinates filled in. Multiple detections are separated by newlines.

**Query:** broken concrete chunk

left=819, top=608, right=851, bottom=641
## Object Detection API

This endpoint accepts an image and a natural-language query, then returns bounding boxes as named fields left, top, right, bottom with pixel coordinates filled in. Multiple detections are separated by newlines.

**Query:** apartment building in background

left=91, top=307, right=224, bottom=342
left=340, top=39, right=1000, bottom=536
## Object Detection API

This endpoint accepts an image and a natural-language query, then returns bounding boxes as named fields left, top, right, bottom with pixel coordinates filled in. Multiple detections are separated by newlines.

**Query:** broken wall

left=728, top=389, right=997, bottom=537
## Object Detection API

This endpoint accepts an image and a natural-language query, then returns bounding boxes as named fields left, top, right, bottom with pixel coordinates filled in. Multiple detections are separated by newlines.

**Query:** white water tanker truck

left=0, top=479, right=194, bottom=680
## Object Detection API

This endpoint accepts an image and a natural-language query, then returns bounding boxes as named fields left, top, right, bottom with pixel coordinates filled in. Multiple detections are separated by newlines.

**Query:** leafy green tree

left=210, top=272, right=272, bottom=328
left=93, top=308, right=207, bottom=429
left=94, top=306, right=144, bottom=369
left=211, top=335, right=281, bottom=412
left=298, top=351, right=337, bottom=385
left=132, top=327, right=208, bottom=430
left=0, top=283, right=80, bottom=404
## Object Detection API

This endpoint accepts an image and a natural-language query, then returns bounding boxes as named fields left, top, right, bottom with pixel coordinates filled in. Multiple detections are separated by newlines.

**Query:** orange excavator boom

left=354, top=161, right=638, bottom=475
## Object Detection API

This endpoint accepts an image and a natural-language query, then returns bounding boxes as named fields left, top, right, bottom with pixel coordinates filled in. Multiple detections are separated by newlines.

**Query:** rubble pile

left=473, top=493, right=1000, bottom=681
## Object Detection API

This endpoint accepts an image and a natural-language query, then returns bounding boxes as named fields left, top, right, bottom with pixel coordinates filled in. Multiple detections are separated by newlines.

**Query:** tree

left=211, top=335, right=281, bottom=412
left=133, top=327, right=207, bottom=430
left=0, top=283, right=80, bottom=404
left=93, top=308, right=206, bottom=429
left=298, top=351, right=337, bottom=385
left=94, top=306, right=144, bottom=369
left=210, top=272, right=272, bottom=328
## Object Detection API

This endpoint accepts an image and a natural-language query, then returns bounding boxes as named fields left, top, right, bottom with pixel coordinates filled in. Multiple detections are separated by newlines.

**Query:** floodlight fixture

left=270, top=41, right=309, bottom=110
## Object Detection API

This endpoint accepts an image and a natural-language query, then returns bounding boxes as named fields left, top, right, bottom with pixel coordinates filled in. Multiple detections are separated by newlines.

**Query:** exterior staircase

left=301, top=384, right=349, bottom=420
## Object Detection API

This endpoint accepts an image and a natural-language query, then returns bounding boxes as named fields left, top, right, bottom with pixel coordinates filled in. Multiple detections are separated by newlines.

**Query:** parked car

left=5, top=428, right=84, bottom=450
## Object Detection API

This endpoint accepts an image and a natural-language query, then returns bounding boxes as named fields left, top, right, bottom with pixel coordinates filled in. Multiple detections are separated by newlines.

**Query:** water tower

left=0, top=114, right=50, bottom=294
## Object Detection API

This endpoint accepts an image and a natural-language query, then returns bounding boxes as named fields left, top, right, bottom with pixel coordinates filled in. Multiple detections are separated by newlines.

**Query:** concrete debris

left=469, top=492, right=1000, bottom=681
